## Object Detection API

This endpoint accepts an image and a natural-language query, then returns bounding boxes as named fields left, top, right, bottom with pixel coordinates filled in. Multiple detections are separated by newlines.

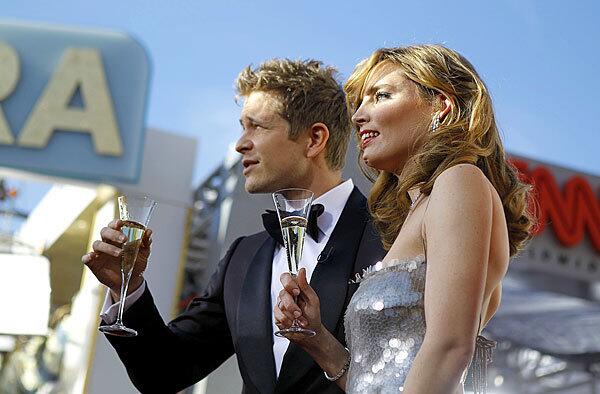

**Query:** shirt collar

left=313, top=179, right=354, bottom=239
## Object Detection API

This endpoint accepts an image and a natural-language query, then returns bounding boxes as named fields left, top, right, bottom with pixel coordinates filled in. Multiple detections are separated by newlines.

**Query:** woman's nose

left=351, top=104, right=369, bottom=127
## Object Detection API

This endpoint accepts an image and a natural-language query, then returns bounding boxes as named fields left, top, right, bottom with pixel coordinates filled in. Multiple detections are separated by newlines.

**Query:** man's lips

left=242, top=159, right=259, bottom=174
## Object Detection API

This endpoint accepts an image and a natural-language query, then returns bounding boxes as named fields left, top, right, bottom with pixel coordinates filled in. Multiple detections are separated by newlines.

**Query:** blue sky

left=1, top=0, right=599, bottom=219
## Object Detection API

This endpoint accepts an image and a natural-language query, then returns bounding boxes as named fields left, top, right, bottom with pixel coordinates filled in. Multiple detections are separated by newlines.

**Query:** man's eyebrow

left=241, top=115, right=261, bottom=123
left=239, top=116, right=256, bottom=127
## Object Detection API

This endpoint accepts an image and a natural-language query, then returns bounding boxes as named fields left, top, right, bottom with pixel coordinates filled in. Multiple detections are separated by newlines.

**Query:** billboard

left=0, top=21, right=150, bottom=183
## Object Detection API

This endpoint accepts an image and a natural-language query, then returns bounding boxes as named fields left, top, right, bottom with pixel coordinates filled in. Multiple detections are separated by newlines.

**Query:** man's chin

left=244, top=178, right=273, bottom=194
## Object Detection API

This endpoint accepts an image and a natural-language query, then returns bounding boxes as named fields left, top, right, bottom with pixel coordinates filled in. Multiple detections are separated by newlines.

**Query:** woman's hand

left=275, top=267, right=351, bottom=389
left=274, top=268, right=323, bottom=343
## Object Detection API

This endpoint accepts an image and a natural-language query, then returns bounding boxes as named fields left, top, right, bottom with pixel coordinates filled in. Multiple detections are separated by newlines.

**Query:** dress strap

left=419, top=194, right=433, bottom=261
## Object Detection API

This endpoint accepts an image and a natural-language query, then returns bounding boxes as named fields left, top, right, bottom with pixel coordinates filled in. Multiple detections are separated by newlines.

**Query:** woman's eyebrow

left=364, top=83, right=396, bottom=95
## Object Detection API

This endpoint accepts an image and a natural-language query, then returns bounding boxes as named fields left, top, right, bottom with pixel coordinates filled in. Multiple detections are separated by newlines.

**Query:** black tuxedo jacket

left=105, top=187, right=385, bottom=393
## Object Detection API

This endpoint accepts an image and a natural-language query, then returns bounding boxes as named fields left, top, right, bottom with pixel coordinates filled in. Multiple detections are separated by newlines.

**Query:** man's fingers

left=142, top=229, right=153, bottom=248
left=101, top=227, right=126, bottom=245
left=81, top=252, right=94, bottom=265
left=92, top=240, right=122, bottom=258
left=280, top=272, right=300, bottom=296
left=108, top=219, right=122, bottom=230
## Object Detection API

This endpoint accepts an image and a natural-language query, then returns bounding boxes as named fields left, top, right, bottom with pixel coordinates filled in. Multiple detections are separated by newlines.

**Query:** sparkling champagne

left=280, top=215, right=307, bottom=275
left=121, top=220, right=145, bottom=274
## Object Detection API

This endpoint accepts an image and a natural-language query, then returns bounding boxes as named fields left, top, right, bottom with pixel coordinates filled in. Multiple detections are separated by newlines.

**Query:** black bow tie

left=262, top=203, right=325, bottom=246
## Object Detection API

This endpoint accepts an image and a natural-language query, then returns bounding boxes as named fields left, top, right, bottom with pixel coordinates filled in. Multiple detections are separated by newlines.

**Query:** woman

left=274, top=45, right=533, bottom=393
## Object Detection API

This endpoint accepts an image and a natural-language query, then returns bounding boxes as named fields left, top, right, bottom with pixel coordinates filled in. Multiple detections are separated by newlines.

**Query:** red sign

left=511, top=159, right=600, bottom=253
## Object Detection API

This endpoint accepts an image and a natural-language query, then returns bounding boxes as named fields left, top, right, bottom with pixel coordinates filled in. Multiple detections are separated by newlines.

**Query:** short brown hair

left=236, top=59, right=351, bottom=171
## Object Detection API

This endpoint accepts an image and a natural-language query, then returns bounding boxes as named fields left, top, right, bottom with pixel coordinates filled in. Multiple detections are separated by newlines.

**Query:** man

left=83, top=59, right=385, bottom=393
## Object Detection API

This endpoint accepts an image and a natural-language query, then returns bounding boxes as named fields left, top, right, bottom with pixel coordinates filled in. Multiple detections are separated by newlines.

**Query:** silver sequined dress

left=344, top=255, right=465, bottom=393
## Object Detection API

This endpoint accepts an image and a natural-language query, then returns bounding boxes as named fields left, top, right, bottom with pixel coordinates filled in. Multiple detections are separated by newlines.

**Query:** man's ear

left=306, top=123, right=330, bottom=159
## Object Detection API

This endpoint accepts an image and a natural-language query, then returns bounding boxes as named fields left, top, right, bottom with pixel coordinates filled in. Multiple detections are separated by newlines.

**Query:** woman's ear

left=306, top=122, right=330, bottom=159
left=438, top=94, right=452, bottom=121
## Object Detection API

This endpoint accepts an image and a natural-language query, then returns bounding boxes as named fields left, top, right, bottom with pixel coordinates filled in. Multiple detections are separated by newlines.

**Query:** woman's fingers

left=278, top=289, right=301, bottom=320
left=280, top=272, right=300, bottom=296
left=277, top=269, right=324, bottom=333
left=297, top=268, right=319, bottom=306
left=274, top=304, right=293, bottom=328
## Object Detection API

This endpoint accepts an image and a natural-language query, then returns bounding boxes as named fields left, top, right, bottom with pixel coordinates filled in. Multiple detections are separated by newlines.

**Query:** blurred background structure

left=0, top=1, right=599, bottom=393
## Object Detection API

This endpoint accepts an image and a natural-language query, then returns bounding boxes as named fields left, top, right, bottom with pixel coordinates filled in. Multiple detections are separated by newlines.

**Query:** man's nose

left=235, top=134, right=253, bottom=154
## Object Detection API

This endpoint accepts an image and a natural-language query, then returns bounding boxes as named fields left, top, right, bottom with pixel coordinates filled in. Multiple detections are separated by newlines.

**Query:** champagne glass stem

left=115, top=267, right=132, bottom=326
left=290, top=274, right=301, bottom=329
left=291, top=283, right=300, bottom=329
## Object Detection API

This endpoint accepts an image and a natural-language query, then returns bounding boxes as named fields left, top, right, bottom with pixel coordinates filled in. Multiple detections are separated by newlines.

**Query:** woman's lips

left=360, top=131, right=380, bottom=148
left=362, top=135, right=377, bottom=147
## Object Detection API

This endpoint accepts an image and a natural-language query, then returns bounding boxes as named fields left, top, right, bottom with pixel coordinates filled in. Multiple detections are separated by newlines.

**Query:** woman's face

left=352, top=63, right=433, bottom=173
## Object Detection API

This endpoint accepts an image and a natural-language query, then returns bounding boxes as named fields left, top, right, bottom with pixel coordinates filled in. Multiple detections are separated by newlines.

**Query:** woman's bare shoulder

left=433, top=163, right=490, bottom=192
left=427, top=163, right=493, bottom=212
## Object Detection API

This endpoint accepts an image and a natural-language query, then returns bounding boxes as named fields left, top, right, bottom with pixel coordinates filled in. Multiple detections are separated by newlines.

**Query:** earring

left=430, top=113, right=441, bottom=132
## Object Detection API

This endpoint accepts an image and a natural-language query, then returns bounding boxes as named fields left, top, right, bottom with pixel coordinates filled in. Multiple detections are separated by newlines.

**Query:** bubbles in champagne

left=280, top=216, right=307, bottom=275
left=121, top=220, right=146, bottom=274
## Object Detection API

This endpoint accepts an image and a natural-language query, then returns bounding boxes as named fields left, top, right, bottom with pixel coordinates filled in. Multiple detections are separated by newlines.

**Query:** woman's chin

left=363, top=155, right=402, bottom=173
left=363, top=156, right=383, bottom=171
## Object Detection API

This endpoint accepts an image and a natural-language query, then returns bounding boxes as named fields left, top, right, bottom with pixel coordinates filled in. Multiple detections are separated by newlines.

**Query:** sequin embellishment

left=344, top=255, right=427, bottom=393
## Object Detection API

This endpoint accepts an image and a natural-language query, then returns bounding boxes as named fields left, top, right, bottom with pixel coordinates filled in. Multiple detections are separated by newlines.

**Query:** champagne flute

left=273, top=188, right=316, bottom=337
left=99, top=195, right=157, bottom=337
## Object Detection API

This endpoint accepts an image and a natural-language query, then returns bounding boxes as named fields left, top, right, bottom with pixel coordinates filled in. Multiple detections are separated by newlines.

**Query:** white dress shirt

left=101, top=179, right=355, bottom=378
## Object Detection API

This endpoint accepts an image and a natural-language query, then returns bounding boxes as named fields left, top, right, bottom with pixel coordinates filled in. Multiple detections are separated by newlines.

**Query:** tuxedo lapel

left=236, top=237, right=278, bottom=393
left=311, top=188, right=369, bottom=332
left=276, top=187, right=370, bottom=392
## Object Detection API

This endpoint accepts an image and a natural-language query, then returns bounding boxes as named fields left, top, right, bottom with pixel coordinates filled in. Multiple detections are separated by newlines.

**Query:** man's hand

left=82, top=219, right=153, bottom=299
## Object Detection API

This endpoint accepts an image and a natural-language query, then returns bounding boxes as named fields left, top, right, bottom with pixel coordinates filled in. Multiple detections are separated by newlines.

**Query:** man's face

left=235, top=91, right=308, bottom=193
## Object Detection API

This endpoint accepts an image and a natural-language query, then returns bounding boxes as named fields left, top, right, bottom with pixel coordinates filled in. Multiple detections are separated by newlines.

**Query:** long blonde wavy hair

left=344, top=45, right=533, bottom=256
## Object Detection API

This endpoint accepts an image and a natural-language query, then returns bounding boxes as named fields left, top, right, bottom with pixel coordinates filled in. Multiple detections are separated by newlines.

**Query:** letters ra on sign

left=0, top=21, right=150, bottom=184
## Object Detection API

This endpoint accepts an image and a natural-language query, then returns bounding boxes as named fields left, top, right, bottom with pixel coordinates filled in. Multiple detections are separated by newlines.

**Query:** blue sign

left=0, top=20, right=150, bottom=184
